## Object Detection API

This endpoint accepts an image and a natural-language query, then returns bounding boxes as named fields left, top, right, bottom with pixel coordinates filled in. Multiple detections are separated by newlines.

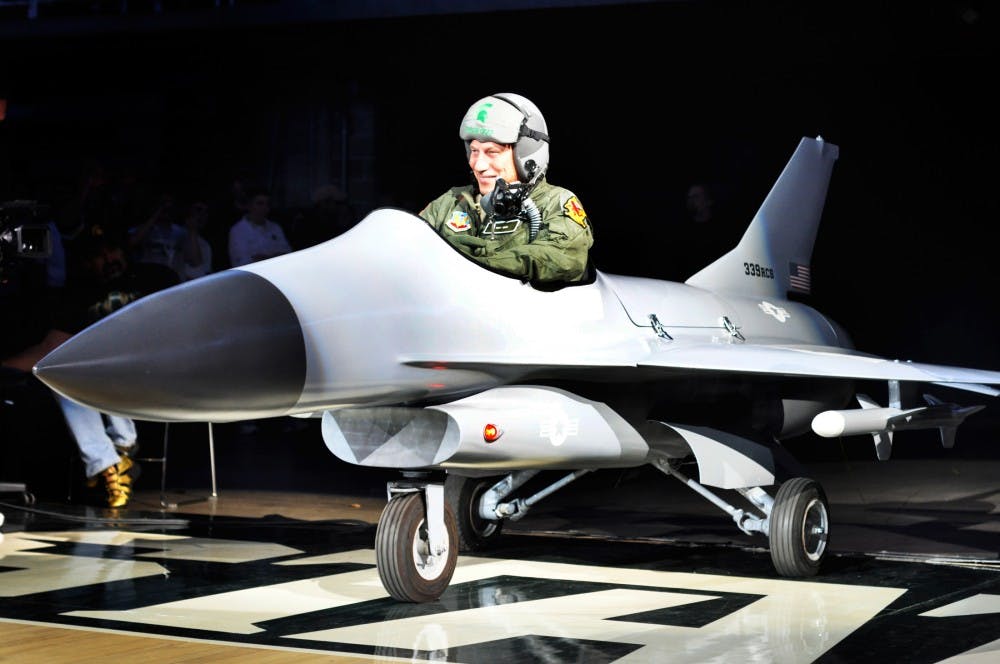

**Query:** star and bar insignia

left=564, top=196, right=588, bottom=227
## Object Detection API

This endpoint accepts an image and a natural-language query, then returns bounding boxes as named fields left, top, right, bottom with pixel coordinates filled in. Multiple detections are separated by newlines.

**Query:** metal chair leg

left=208, top=422, right=218, bottom=499
left=137, top=421, right=218, bottom=509
left=160, top=421, right=170, bottom=508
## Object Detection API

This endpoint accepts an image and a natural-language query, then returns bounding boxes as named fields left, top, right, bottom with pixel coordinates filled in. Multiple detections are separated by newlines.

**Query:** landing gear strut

left=445, top=474, right=504, bottom=551
left=652, top=457, right=830, bottom=578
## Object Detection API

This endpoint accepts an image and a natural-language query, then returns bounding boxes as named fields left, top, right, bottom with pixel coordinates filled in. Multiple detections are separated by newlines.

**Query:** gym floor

left=2, top=421, right=998, bottom=663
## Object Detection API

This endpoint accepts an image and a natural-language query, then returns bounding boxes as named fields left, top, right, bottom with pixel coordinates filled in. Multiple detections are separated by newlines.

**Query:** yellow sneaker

left=87, top=455, right=135, bottom=508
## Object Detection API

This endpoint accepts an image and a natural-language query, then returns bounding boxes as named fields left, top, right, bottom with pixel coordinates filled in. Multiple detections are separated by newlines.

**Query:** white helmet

left=459, top=92, right=549, bottom=182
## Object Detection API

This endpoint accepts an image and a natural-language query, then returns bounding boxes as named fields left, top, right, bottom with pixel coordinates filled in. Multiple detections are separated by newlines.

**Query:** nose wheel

left=375, top=491, right=458, bottom=603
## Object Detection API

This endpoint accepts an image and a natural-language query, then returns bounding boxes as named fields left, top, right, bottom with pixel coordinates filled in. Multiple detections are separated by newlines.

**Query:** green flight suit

left=419, top=179, right=594, bottom=283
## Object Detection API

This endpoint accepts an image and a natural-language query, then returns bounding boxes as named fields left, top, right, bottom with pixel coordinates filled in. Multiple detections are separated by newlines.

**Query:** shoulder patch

left=563, top=196, right=588, bottom=228
left=445, top=211, right=472, bottom=232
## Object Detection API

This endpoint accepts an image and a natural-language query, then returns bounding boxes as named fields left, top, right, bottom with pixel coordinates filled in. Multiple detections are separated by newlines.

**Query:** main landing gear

left=651, top=455, right=830, bottom=578
left=444, top=474, right=504, bottom=552
left=768, top=477, right=830, bottom=576
left=374, top=465, right=831, bottom=602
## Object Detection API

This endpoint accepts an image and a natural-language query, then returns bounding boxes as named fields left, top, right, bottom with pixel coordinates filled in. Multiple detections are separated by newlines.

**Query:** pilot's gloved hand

left=446, top=233, right=488, bottom=250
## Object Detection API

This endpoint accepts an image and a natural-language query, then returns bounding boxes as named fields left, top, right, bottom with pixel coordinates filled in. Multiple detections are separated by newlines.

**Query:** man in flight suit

left=419, top=93, right=593, bottom=284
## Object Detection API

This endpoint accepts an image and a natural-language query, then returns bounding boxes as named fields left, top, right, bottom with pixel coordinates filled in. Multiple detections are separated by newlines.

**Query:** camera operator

left=1, top=201, right=65, bottom=369
left=1, top=201, right=70, bottom=500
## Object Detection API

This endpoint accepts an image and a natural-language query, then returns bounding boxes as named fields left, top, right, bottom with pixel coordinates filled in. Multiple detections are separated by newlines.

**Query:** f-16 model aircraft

left=34, top=136, right=1000, bottom=602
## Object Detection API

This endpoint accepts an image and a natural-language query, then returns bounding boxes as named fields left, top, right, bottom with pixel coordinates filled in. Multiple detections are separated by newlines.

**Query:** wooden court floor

left=2, top=468, right=999, bottom=663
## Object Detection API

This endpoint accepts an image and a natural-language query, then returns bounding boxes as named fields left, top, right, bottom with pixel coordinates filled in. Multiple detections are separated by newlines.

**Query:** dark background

left=1, top=1, right=998, bottom=495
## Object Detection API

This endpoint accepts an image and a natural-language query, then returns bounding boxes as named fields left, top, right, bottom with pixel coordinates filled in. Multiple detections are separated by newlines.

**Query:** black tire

left=375, top=492, right=458, bottom=603
left=445, top=474, right=504, bottom=552
left=769, top=477, right=830, bottom=577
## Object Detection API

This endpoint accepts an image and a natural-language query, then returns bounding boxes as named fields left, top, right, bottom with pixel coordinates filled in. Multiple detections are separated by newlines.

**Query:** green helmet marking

left=475, top=102, right=493, bottom=122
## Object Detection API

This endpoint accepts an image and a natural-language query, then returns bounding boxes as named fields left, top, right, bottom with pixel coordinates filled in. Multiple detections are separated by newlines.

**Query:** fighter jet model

left=34, top=136, right=1000, bottom=602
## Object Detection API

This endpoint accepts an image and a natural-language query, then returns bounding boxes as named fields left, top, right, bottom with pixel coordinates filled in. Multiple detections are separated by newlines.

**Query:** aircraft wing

left=404, top=341, right=1000, bottom=396
left=637, top=342, right=1000, bottom=393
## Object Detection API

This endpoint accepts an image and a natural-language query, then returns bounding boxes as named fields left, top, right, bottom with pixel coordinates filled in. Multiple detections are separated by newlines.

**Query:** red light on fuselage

left=483, top=424, right=501, bottom=443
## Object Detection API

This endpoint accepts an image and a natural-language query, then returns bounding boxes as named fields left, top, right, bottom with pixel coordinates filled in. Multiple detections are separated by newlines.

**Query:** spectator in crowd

left=127, top=192, right=187, bottom=278
left=228, top=186, right=292, bottom=267
left=55, top=160, right=115, bottom=252
left=289, top=184, right=356, bottom=251
left=685, top=182, right=716, bottom=225
left=671, top=180, right=735, bottom=280
left=177, top=199, right=213, bottom=281
left=205, top=173, right=250, bottom=271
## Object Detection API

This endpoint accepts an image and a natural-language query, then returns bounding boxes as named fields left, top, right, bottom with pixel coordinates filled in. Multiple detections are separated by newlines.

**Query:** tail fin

left=685, top=136, right=839, bottom=298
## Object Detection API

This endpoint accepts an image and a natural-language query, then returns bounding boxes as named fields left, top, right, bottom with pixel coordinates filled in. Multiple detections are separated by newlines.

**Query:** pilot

left=419, top=93, right=594, bottom=283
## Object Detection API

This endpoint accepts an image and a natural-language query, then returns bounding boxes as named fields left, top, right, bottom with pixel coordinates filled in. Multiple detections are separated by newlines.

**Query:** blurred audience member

left=127, top=192, right=187, bottom=278
left=685, top=182, right=716, bottom=225
left=289, top=184, right=356, bottom=250
left=205, top=173, right=250, bottom=271
left=228, top=186, right=292, bottom=267
left=673, top=180, right=734, bottom=280
left=55, top=160, right=114, bottom=249
left=178, top=200, right=213, bottom=281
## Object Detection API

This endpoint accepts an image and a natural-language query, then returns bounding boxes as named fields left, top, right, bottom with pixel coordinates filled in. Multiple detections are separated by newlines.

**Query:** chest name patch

left=483, top=218, right=522, bottom=235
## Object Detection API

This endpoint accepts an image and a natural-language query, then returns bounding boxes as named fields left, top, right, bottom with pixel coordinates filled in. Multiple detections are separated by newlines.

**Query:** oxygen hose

left=523, top=197, right=541, bottom=242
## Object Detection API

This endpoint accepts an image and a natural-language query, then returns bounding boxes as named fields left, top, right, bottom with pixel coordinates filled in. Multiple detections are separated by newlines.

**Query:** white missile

left=811, top=406, right=917, bottom=438
left=811, top=401, right=985, bottom=439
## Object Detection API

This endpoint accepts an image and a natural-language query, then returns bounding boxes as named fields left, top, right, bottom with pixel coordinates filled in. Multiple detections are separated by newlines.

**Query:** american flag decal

left=788, top=262, right=811, bottom=293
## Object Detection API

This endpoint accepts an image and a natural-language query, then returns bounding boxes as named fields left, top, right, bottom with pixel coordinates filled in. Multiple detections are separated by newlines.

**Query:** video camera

left=0, top=200, right=52, bottom=279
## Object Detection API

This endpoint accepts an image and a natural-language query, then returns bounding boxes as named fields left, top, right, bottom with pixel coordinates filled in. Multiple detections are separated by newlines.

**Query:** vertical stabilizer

left=685, top=136, right=838, bottom=298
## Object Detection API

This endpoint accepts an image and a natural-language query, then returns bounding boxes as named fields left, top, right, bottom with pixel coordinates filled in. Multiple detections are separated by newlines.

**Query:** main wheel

left=768, top=477, right=829, bottom=577
left=445, top=474, right=504, bottom=551
left=375, top=492, right=458, bottom=602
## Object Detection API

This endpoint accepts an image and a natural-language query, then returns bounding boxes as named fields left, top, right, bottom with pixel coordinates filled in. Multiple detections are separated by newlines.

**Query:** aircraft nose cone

left=34, top=270, right=307, bottom=421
